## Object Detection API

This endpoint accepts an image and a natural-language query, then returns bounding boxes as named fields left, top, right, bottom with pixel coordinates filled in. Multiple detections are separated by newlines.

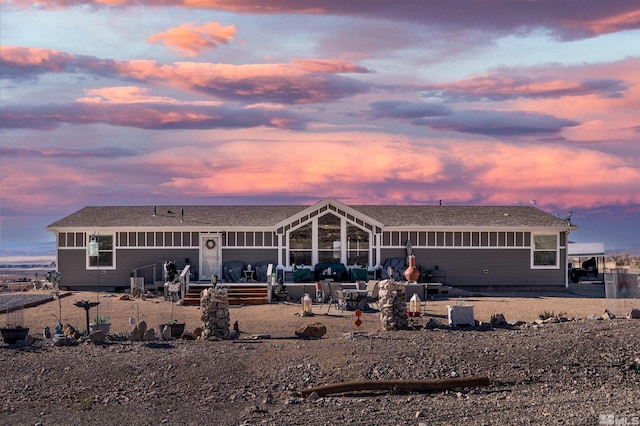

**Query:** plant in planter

left=158, top=299, right=185, bottom=339
left=89, top=315, right=111, bottom=334
left=1, top=307, right=30, bottom=344
left=273, top=277, right=288, bottom=301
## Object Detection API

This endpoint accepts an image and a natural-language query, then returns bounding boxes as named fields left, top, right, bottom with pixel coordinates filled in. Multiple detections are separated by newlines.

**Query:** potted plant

left=89, top=315, right=111, bottom=334
left=273, top=277, right=288, bottom=301
left=1, top=307, right=30, bottom=344
left=159, top=319, right=185, bottom=339
left=158, top=299, right=185, bottom=338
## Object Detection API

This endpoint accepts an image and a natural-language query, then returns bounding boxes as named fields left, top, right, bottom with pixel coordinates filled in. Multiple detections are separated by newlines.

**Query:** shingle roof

left=47, top=205, right=307, bottom=228
left=47, top=201, right=572, bottom=230
left=352, top=205, right=570, bottom=228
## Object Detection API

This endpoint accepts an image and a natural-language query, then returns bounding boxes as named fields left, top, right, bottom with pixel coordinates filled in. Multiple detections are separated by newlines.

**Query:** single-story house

left=46, top=197, right=577, bottom=291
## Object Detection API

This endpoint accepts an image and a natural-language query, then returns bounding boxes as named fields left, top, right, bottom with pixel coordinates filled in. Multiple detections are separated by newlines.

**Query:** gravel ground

left=1, top=313, right=639, bottom=425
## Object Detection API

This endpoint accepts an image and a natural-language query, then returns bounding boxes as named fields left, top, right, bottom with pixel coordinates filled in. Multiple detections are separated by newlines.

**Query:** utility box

left=448, top=305, right=474, bottom=326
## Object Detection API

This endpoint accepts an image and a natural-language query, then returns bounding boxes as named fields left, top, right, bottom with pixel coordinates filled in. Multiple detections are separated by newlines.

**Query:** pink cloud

left=4, top=0, right=639, bottom=39
left=0, top=99, right=308, bottom=130
left=109, top=132, right=640, bottom=211
left=421, top=71, right=627, bottom=102
left=148, top=22, right=236, bottom=57
left=0, top=47, right=371, bottom=103
left=76, top=86, right=222, bottom=105
left=562, top=9, right=640, bottom=36
left=0, top=46, right=77, bottom=78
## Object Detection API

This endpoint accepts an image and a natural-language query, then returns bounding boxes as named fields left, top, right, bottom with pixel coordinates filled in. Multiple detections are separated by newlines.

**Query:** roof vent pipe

left=180, top=208, right=184, bottom=223
left=153, top=206, right=157, bottom=216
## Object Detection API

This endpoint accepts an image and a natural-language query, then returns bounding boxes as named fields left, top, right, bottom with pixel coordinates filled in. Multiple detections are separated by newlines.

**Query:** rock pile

left=129, top=321, right=156, bottom=341
left=200, top=287, right=234, bottom=340
left=379, top=279, right=408, bottom=330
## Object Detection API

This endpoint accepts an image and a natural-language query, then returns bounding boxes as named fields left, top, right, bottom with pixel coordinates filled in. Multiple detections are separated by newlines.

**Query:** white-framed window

left=87, top=234, right=115, bottom=269
left=287, top=212, right=372, bottom=267
left=531, top=233, right=559, bottom=269
left=289, top=222, right=313, bottom=265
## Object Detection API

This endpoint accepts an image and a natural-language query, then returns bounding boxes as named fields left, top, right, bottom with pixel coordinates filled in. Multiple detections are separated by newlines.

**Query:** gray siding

left=380, top=248, right=567, bottom=288
left=57, top=248, right=198, bottom=290
left=58, top=247, right=279, bottom=290
left=221, top=248, right=278, bottom=266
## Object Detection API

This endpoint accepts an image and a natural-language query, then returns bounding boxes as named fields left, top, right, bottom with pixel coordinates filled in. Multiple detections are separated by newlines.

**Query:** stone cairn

left=379, top=279, right=408, bottom=330
left=200, top=287, right=234, bottom=340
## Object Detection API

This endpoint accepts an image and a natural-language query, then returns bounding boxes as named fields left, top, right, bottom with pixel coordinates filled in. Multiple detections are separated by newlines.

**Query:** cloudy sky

left=1, top=0, right=639, bottom=251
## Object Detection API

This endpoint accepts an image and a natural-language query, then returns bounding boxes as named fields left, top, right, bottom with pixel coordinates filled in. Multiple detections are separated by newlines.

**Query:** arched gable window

left=288, top=212, right=370, bottom=267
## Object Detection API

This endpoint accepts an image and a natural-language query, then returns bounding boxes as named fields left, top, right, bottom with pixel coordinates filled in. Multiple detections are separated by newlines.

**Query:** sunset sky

left=1, top=0, right=639, bottom=251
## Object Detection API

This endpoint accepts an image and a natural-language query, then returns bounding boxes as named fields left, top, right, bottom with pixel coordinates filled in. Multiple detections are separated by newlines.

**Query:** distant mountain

left=0, top=241, right=56, bottom=257
left=605, top=247, right=640, bottom=256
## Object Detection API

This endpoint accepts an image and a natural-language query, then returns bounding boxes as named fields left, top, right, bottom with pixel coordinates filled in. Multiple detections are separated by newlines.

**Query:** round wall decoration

left=205, top=239, right=216, bottom=249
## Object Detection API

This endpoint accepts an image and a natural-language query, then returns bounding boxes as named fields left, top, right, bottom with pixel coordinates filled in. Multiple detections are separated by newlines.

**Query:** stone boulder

left=88, top=330, right=105, bottom=344
left=295, top=322, right=327, bottom=339
left=52, top=335, right=78, bottom=346
left=63, top=324, right=80, bottom=339
left=142, top=328, right=157, bottom=341
left=628, top=308, right=640, bottom=319
left=130, top=321, right=148, bottom=341
left=490, top=313, right=508, bottom=328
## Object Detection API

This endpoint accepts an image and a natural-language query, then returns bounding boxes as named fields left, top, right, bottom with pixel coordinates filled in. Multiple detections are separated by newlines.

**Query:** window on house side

left=532, top=234, right=558, bottom=268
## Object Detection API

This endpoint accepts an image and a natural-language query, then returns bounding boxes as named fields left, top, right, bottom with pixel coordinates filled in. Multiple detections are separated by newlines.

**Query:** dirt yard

left=1, top=285, right=638, bottom=425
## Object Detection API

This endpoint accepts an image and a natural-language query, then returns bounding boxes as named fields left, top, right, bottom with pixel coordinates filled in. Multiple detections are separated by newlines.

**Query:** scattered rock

left=424, top=318, right=443, bottom=329
left=182, top=331, right=196, bottom=340
left=628, top=308, right=640, bottom=319
left=490, top=313, right=508, bottom=327
left=88, top=330, right=105, bottom=344
left=63, top=324, right=80, bottom=339
left=142, top=328, right=157, bottom=341
left=52, top=335, right=78, bottom=346
left=249, top=334, right=271, bottom=340
left=130, top=321, right=148, bottom=341
left=120, top=293, right=132, bottom=300
left=295, top=322, right=327, bottom=339
left=602, top=310, right=616, bottom=320
left=161, top=325, right=172, bottom=341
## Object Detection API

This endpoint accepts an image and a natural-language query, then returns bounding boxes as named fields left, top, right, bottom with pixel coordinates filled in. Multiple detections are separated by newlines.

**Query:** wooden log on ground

left=299, top=376, right=490, bottom=398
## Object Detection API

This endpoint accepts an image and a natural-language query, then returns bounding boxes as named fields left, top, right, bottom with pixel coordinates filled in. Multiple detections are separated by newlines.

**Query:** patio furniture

left=342, top=288, right=368, bottom=311
left=327, top=282, right=345, bottom=312
left=349, top=267, right=368, bottom=282
left=318, top=281, right=332, bottom=309
left=253, top=260, right=276, bottom=282
left=223, top=261, right=245, bottom=282
left=292, top=267, right=313, bottom=282
left=363, top=280, right=380, bottom=309
left=381, top=258, right=405, bottom=281
left=314, top=262, right=347, bottom=282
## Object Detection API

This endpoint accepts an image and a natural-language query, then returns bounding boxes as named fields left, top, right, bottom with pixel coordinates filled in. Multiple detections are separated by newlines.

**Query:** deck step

left=222, top=284, right=270, bottom=305
left=181, top=284, right=271, bottom=305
